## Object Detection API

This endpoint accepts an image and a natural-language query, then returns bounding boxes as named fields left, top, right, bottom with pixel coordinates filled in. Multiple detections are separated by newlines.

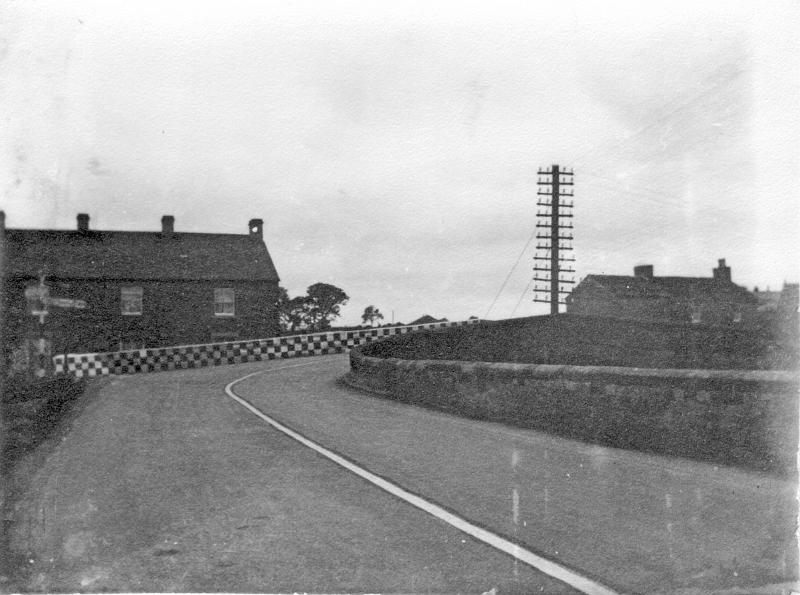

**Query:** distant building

left=565, top=259, right=758, bottom=326
left=753, top=287, right=782, bottom=313
left=754, top=283, right=799, bottom=316
left=778, top=283, right=799, bottom=314
left=2, top=213, right=281, bottom=371
left=408, top=314, right=448, bottom=326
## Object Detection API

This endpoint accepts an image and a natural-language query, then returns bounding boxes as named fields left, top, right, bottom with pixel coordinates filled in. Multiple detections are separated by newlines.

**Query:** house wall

left=690, top=293, right=757, bottom=326
left=4, top=277, right=280, bottom=356
left=568, top=291, right=756, bottom=325
left=567, top=295, right=682, bottom=322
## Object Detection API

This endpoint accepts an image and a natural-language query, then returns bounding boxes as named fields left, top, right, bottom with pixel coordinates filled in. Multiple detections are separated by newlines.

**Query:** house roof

left=570, top=274, right=757, bottom=304
left=754, top=289, right=782, bottom=311
left=778, top=283, right=799, bottom=311
left=4, top=228, right=280, bottom=282
left=409, top=314, right=448, bottom=325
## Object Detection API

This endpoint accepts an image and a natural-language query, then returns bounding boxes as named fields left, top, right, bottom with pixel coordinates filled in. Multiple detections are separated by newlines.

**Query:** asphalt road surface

left=7, top=354, right=798, bottom=594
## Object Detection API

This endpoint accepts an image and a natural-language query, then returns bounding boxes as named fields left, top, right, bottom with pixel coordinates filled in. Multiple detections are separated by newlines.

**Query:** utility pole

left=533, top=164, right=575, bottom=314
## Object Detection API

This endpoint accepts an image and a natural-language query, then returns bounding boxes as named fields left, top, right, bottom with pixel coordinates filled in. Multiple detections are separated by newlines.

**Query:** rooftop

left=3, top=214, right=279, bottom=282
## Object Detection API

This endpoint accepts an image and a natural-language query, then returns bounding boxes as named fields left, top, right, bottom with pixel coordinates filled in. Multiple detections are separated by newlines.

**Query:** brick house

left=565, top=259, right=758, bottom=326
left=2, top=213, right=281, bottom=368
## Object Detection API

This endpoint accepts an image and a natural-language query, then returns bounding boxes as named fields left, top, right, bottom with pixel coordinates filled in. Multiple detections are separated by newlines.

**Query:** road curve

left=8, top=356, right=579, bottom=593
left=231, top=354, right=799, bottom=595
left=227, top=364, right=619, bottom=595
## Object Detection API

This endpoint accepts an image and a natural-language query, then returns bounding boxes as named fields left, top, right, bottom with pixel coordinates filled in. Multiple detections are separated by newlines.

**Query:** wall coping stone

left=353, top=351, right=799, bottom=386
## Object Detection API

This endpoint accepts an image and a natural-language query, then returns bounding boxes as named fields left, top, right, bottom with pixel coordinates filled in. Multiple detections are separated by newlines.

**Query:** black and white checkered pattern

left=53, top=320, right=477, bottom=378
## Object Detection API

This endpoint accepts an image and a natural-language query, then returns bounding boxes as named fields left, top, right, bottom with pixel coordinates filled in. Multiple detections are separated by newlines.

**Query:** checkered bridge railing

left=53, top=320, right=479, bottom=378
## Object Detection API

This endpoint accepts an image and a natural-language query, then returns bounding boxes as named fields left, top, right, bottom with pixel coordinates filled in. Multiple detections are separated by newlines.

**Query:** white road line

left=225, top=366, right=622, bottom=595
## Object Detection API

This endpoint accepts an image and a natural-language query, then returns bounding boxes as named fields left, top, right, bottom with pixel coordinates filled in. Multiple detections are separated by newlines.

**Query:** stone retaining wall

left=348, top=349, right=799, bottom=475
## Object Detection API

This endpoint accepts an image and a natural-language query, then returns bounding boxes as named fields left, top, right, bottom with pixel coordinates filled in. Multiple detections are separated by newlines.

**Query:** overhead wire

left=570, top=66, right=745, bottom=170
left=493, top=67, right=746, bottom=321
left=509, top=276, right=535, bottom=318
left=509, top=167, right=718, bottom=317
left=483, top=226, right=537, bottom=320
left=579, top=170, right=684, bottom=205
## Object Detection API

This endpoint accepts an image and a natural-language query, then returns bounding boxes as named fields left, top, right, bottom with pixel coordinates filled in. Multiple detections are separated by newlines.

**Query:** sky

left=1, top=0, right=798, bottom=326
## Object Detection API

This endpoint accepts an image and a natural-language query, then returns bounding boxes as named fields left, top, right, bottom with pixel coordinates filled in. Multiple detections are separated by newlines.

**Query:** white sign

left=44, top=297, right=87, bottom=309
left=24, top=285, right=49, bottom=300
left=26, top=283, right=50, bottom=322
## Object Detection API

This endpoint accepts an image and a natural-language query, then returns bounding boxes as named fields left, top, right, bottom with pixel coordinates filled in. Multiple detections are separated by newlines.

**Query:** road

left=233, top=355, right=798, bottom=594
left=7, top=356, right=576, bottom=594
left=7, top=354, right=798, bottom=594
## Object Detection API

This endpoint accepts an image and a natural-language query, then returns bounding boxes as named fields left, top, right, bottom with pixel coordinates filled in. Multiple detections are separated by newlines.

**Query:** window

left=214, top=288, right=235, bottom=316
left=211, top=332, right=238, bottom=343
left=121, top=287, right=143, bottom=315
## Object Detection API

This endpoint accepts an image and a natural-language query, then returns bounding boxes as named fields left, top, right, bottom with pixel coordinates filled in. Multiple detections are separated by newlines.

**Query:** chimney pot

left=248, top=218, right=263, bottom=239
left=161, top=215, right=175, bottom=235
left=77, top=213, right=90, bottom=232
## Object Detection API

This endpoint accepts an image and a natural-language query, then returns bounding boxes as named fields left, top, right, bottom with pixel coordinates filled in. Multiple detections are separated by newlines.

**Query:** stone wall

left=348, top=349, right=799, bottom=475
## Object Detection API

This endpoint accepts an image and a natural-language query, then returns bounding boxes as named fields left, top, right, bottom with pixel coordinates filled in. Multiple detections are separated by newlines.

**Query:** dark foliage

left=2, top=376, right=86, bottom=471
left=360, top=314, right=799, bottom=370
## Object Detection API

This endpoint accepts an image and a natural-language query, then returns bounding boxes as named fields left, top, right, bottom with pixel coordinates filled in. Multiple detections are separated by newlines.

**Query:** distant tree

left=361, top=305, right=384, bottom=327
left=286, top=296, right=312, bottom=332
left=305, top=283, right=349, bottom=331
left=276, top=286, right=312, bottom=333
left=276, top=286, right=292, bottom=331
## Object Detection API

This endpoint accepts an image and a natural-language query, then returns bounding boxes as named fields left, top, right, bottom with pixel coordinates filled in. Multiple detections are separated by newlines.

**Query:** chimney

left=77, top=213, right=90, bottom=232
left=161, top=215, right=175, bottom=236
left=634, top=264, right=653, bottom=280
left=248, top=218, right=263, bottom=239
left=713, top=258, right=731, bottom=282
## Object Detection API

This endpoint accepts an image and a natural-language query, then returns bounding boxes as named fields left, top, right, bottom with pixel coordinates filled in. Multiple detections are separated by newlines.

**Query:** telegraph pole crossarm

left=531, top=164, right=575, bottom=315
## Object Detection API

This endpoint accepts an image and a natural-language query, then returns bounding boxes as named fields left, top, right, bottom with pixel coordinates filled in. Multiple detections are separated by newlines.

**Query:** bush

left=2, top=376, right=86, bottom=470
left=359, top=315, right=798, bottom=371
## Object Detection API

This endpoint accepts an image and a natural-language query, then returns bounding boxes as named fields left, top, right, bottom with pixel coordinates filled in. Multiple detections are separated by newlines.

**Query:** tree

left=276, top=286, right=292, bottom=331
left=286, top=296, right=312, bottom=332
left=304, top=283, right=349, bottom=331
left=276, top=286, right=312, bottom=333
left=361, top=305, right=384, bottom=327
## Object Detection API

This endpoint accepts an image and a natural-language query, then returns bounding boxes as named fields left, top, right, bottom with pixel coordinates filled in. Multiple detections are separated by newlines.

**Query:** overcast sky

left=2, top=0, right=798, bottom=325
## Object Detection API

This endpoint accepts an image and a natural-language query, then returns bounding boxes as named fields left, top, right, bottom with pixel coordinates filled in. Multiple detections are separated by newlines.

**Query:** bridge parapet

left=348, top=347, right=799, bottom=476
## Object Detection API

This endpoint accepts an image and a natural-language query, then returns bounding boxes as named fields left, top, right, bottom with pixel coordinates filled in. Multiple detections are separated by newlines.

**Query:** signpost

left=44, top=297, right=87, bottom=310
left=24, top=273, right=88, bottom=377
left=25, top=282, right=50, bottom=323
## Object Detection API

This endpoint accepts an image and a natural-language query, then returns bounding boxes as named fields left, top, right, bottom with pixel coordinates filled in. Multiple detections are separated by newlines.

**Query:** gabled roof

left=409, top=314, right=448, bottom=325
left=4, top=229, right=280, bottom=282
left=571, top=273, right=757, bottom=303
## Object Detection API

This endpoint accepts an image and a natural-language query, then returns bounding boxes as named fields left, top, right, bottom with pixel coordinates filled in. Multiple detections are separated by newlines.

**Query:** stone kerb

left=348, top=349, right=799, bottom=475
left=52, top=319, right=478, bottom=378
